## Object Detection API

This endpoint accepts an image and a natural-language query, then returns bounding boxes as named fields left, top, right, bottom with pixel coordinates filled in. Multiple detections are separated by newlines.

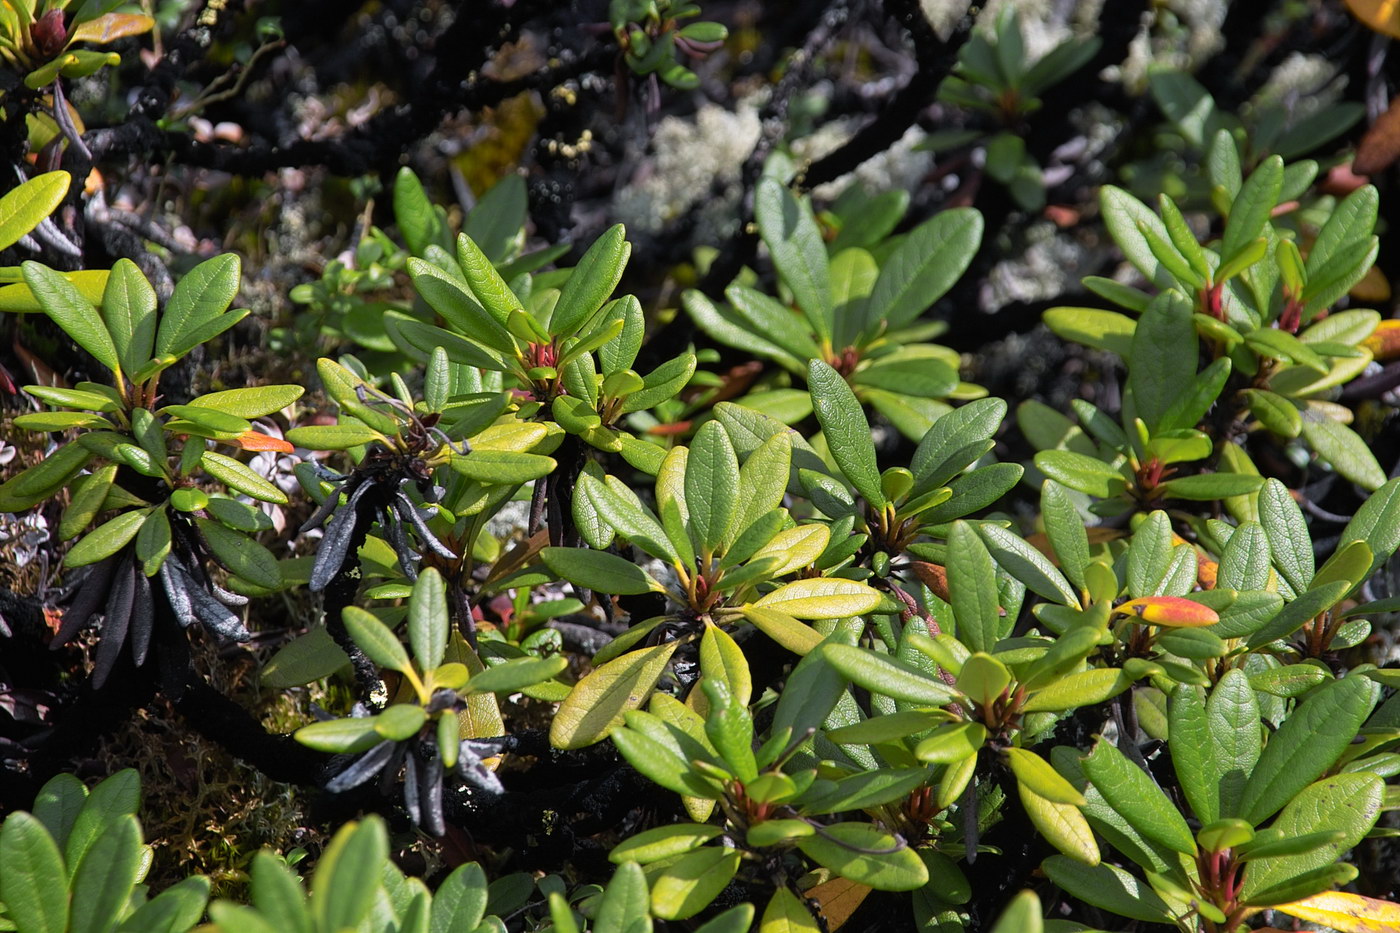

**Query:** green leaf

left=914, top=722, right=986, bottom=764
left=724, top=284, right=822, bottom=361
left=797, top=823, right=928, bottom=890
left=200, top=451, right=289, bottom=504
left=1306, top=186, right=1378, bottom=279
left=430, top=862, right=488, bottom=933
left=909, top=397, right=1007, bottom=493
left=594, top=862, right=650, bottom=933
left=862, top=208, right=982, bottom=332
left=0, top=171, right=69, bottom=252
left=22, top=261, right=120, bottom=374
left=1159, top=473, right=1264, bottom=500
left=612, top=720, right=715, bottom=799
left=1100, top=186, right=1176, bottom=287
left=1258, top=478, right=1312, bottom=593
left=541, top=547, right=659, bottom=596
left=920, top=462, right=1023, bottom=525
left=1041, top=481, right=1089, bottom=591
left=854, top=357, right=959, bottom=399
left=1129, top=292, right=1197, bottom=431
left=248, top=852, right=310, bottom=933
left=1243, top=388, right=1301, bottom=438
left=32, top=774, right=87, bottom=851
left=393, top=168, right=441, bottom=256
left=820, top=644, right=956, bottom=706
left=759, top=887, right=819, bottom=933
left=756, top=178, right=831, bottom=344
left=0, top=811, right=69, bottom=933
left=551, top=642, right=678, bottom=749
left=1221, top=156, right=1282, bottom=265
left=450, top=449, right=555, bottom=484
left=1339, top=477, right=1400, bottom=581
left=69, top=813, right=141, bottom=933
left=65, top=509, right=147, bottom=568
left=310, top=818, right=388, bottom=933
left=408, top=567, right=448, bottom=671
left=1241, top=676, right=1377, bottom=825
left=294, top=717, right=382, bottom=754
left=262, top=628, right=350, bottom=688
left=408, top=259, right=515, bottom=354
left=1246, top=580, right=1351, bottom=648
left=189, top=385, right=305, bottom=419
left=155, top=254, right=241, bottom=358
left=989, top=890, right=1042, bottom=933
left=468, top=655, right=568, bottom=694
left=686, top=421, right=741, bottom=556
left=1041, top=857, right=1174, bottom=924
left=1301, top=417, right=1386, bottom=491
left=198, top=518, right=279, bottom=588
left=551, top=225, right=630, bottom=338
left=1034, top=450, right=1124, bottom=498
left=977, top=524, right=1079, bottom=607
left=342, top=606, right=412, bottom=674
left=61, top=770, right=139, bottom=879
left=1043, top=307, right=1136, bottom=357
left=1082, top=739, right=1195, bottom=854
left=116, top=875, right=211, bottom=933
left=808, top=359, right=884, bottom=507
left=651, top=846, right=741, bottom=921
left=947, top=520, right=1002, bottom=652
left=1239, top=772, right=1382, bottom=903
left=701, top=622, right=752, bottom=707
left=464, top=174, right=527, bottom=263
left=102, top=259, right=157, bottom=377
left=609, top=824, right=724, bottom=865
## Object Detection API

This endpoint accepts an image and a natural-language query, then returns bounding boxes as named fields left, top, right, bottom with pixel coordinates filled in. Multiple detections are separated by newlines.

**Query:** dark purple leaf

left=326, top=739, right=397, bottom=792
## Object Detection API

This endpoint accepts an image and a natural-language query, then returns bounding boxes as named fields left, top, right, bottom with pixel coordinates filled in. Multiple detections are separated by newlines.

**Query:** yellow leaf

left=1276, top=890, right=1400, bottom=932
left=1017, top=781, right=1099, bottom=865
left=750, top=523, right=830, bottom=577
left=550, top=642, right=677, bottom=749
left=68, top=12, right=155, bottom=45
left=1346, top=0, right=1400, bottom=38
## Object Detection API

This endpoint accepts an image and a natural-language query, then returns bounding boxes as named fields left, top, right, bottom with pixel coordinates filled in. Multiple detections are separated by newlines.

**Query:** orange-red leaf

left=1276, top=891, right=1400, bottom=932
left=804, top=877, right=871, bottom=932
left=68, top=13, right=155, bottom=46
left=1362, top=319, right=1400, bottom=362
left=236, top=431, right=294, bottom=453
left=1112, top=596, right=1218, bottom=628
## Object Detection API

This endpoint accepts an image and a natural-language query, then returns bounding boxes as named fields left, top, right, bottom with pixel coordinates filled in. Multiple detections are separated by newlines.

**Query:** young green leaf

left=408, top=568, right=448, bottom=671
left=155, top=254, right=241, bottom=358
left=101, top=259, right=157, bottom=377
left=342, top=606, right=412, bottom=674
left=22, top=261, right=120, bottom=375
left=756, top=178, right=831, bottom=344
left=551, top=224, right=630, bottom=338
left=861, top=208, right=983, bottom=332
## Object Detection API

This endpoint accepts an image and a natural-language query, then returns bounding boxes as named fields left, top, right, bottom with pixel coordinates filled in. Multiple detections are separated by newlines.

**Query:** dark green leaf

left=809, top=359, right=884, bottom=507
